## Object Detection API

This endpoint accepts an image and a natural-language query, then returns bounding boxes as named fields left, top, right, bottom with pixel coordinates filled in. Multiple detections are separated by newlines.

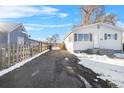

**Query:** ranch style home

left=64, top=23, right=124, bottom=53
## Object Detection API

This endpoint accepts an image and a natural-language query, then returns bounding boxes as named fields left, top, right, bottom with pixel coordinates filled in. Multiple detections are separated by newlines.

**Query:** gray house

left=0, top=23, right=29, bottom=48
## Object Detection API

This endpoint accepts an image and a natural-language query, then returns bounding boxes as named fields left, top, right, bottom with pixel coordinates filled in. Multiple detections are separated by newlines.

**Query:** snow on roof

left=64, top=23, right=124, bottom=40
left=0, top=23, right=23, bottom=32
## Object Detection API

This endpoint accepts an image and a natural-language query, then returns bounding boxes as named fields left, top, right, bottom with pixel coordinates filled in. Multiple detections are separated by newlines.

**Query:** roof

left=0, top=23, right=25, bottom=32
left=64, top=23, right=124, bottom=40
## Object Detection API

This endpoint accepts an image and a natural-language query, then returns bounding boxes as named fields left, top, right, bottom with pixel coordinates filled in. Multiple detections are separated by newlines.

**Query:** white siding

left=64, top=33, right=74, bottom=53
left=64, top=24, right=123, bottom=52
left=73, top=27, right=95, bottom=50
left=98, top=26, right=122, bottom=50
left=73, top=41, right=93, bottom=50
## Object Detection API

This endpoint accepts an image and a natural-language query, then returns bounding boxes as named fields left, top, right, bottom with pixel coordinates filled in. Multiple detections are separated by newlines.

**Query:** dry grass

left=59, top=43, right=66, bottom=50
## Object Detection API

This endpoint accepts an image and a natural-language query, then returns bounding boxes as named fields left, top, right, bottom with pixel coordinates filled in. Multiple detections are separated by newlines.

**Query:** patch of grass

left=105, top=79, right=118, bottom=88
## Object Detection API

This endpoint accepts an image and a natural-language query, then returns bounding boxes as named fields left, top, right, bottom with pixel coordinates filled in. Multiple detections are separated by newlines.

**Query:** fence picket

left=0, top=42, right=48, bottom=70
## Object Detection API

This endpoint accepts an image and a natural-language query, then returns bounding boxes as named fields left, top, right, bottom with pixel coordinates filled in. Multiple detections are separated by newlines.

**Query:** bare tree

left=52, top=34, right=60, bottom=44
left=46, top=34, right=60, bottom=45
left=80, top=5, right=117, bottom=25
left=95, top=13, right=117, bottom=25
left=46, top=37, right=53, bottom=43
left=80, top=5, right=104, bottom=25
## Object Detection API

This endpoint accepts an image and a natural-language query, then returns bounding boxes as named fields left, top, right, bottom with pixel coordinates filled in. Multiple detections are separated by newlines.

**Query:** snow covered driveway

left=73, top=53, right=124, bottom=88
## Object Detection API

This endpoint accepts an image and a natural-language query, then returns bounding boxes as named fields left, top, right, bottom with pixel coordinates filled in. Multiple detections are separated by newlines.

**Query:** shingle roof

left=0, top=23, right=23, bottom=32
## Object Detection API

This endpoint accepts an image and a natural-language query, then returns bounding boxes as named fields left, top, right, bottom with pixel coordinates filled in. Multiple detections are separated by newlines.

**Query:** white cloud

left=117, top=21, right=124, bottom=36
left=25, top=25, right=44, bottom=31
left=25, top=23, right=72, bottom=29
left=117, top=21, right=124, bottom=28
left=0, top=19, right=15, bottom=22
left=0, top=6, right=40, bottom=19
left=40, top=6, right=59, bottom=15
left=24, top=23, right=72, bottom=32
left=0, top=6, right=69, bottom=19
left=58, top=13, right=69, bottom=18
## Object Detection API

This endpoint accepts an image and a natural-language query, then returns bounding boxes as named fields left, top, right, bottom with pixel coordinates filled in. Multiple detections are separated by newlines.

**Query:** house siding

left=10, top=27, right=29, bottom=46
left=64, top=23, right=123, bottom=53
left=0, top=32, right=8, bottom=47
left=0, top=25, right=29, bottom=48
left=73, top=27, right=95, bottom=51
left=98, top=26, right=122, bottom=50
left=64, top=33, right=74, bottom=53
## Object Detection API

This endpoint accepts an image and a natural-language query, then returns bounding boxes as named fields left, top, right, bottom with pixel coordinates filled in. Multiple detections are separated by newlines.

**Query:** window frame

left=74, top=33, right=91, bottom=42
left=104, top=33, right=118, bottom=40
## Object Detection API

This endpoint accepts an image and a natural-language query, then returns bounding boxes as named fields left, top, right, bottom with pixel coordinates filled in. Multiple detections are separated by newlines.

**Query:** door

left=93, top=33, right=99, bottom=48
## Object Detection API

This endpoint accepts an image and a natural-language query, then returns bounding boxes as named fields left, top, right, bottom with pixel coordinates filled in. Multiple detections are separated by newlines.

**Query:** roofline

left=0, top=23, right=25, bottom=32
left=64, top=22, right=124, bottom=40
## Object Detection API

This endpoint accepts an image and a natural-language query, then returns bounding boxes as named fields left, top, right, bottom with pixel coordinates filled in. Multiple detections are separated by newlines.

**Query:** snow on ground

left=73, top=52, right=124, bottom=88
left=114, top=53, right=124, bottom=59
left=0, top=50, right=49, bottom=77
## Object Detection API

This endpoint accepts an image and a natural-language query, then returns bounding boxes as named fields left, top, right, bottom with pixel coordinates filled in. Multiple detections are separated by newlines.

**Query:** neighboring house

left=0, top=23, right=29, bottom=48
left=64, top=23, right=123, bottom=53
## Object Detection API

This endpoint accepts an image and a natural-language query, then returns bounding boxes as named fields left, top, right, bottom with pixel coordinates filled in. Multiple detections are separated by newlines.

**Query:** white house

left=64, top=23, right=123, bottom=53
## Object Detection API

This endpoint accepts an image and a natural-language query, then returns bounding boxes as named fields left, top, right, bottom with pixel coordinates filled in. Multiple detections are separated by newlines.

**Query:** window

left=115, top=34, right=117, bottom=40
left=90, top=33, right=92, bottom=41
left=104, top=33, right=117, bottom=40
left=78, top=34, right=84, bottom=41
left=74, top=34, right=77, bottom=41
left=74, top=34, right=91, bottom=41
left=104, top=33, right=107, bottom=40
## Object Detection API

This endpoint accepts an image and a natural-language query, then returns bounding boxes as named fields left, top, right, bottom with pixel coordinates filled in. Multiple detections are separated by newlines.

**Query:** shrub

left=59, top=43, right=66, bottom=50
left=105, top=79, right=118, bottom=88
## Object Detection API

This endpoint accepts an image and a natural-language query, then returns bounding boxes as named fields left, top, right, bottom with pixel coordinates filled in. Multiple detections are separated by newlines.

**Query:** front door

left=93, top=33, right=99, bottom=48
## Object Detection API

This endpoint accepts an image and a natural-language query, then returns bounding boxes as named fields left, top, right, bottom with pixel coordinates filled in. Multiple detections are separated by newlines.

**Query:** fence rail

left=0, top=42, right=48, bottom=70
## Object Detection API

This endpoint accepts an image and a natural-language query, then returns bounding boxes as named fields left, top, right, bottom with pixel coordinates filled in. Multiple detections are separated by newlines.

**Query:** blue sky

left=0, top=5, right=124, bottom=41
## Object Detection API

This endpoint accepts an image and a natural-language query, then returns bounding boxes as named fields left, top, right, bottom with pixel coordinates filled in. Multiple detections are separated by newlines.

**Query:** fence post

left=16, top=44, right=19, bottom=63
left=0, top=49, right=2, bottom=70
left=0, top=48, right=6, bottom=70
left=40, top=42, right=42, bottom=52
left=23, top=45, right=24, bottom=60
left=12, top=45, right=14, bottom=64
left=45, top=43, right=48, bottom=50
left=7, top=32, right=10, bottom=67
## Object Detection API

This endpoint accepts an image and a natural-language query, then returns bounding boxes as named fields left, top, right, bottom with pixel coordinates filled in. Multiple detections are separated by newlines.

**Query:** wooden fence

left=0, top=42, right=48, bottom=70
left=123, top=43, right=124, bottom=52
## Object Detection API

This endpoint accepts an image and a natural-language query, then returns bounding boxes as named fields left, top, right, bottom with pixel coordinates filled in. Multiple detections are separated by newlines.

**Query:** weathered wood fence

left=0, top=42, right=48, bottom=70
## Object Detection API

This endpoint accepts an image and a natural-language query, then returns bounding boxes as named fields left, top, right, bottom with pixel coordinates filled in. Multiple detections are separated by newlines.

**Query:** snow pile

left=114, top=53, right=124, bottom=59
left=0, top=50, right=49, bottom=77
left=74, top=53, right=124, bottom=87
left=73, top=52, right=124, bottom=66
